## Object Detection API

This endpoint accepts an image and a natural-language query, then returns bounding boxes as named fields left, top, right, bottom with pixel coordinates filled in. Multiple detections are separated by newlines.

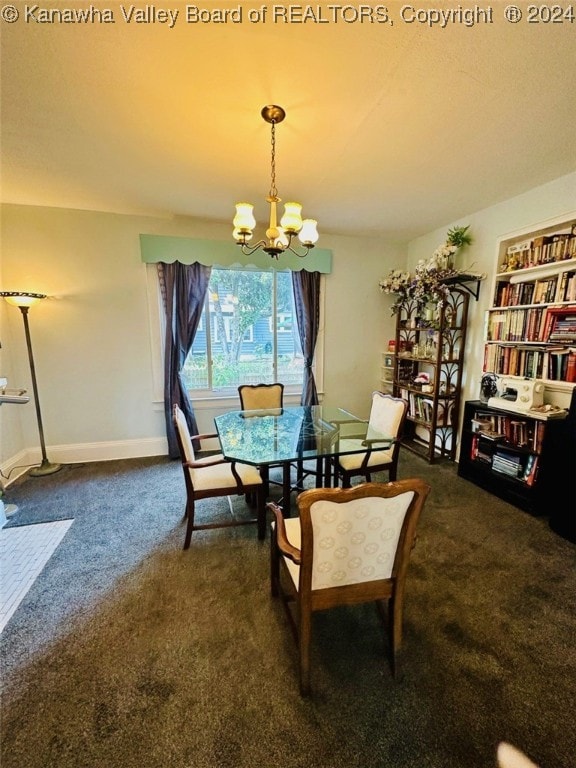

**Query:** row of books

left=501, top=231, right=576, bottom=270
left=471, top=410, right=545, bottom=451
left=483, top=345, right=576, bottom=382
left=486, top=305, right=576, bottom=343
left=547, top=348, right=576, bottom=381
left=493, top=451, right=539, bottom=485
left=548, top=316, right=576, bottom=343
left=492, top=451, right=522, bottom=478
left=493, top=270, right=576, bottom=308
left=398, top=390, right=453, bottom=425
left=469, top=437, right=540, bottom=485
left=543, top=307, right=576, bottom=342
left=483, top=344, right=545, bottom=379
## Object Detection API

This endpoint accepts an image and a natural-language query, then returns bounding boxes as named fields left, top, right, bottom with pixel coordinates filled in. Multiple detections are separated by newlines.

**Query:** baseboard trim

left=1, top=437, right=170, bottom=488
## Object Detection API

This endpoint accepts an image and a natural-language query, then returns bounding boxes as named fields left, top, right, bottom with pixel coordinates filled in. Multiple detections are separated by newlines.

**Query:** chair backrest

left=296, top=479, right=430, bottom=593
left=173, top=404, right=197, bottom=464
left=497, top=743, right=539, bottom=768
left=368, top=392, right=407, bottom=440
left=238, top=382, right=284, bottom=411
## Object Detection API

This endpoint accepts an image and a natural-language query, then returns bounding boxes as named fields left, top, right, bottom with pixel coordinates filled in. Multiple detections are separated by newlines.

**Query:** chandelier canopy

left=233, top=105, right=319, bottom=260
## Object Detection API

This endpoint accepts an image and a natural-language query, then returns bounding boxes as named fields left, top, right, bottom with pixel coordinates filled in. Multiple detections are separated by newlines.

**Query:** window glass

left=182, top=268, right=303, bottom=393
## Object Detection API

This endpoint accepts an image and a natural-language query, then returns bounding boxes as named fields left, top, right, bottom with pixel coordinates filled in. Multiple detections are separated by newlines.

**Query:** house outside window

left=182, top=267, right=306, bottom=394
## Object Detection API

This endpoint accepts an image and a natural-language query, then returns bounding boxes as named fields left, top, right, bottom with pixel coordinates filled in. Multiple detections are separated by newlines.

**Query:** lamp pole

left=1, top=291, right=62, bottom=476
left=18, top=305, right=62, bottom=476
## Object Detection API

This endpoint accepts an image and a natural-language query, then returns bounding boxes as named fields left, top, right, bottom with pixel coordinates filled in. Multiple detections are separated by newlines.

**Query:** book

left=548, top=349, right=570, bottom=380
left=566, top=350, right=576, bottom=384
left=492, top=450, right=522, bottom=477
left=524, top=455, right=539, bottom=486
left=477, top=430, right=506, bottom=441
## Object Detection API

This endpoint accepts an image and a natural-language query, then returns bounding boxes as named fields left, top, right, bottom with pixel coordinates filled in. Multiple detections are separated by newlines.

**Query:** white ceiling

left=2, top=3, right=576, bottom=241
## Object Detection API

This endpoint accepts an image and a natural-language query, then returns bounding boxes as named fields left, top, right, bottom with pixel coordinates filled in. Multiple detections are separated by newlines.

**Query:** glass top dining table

left=214, top=405, right=394, bottom=514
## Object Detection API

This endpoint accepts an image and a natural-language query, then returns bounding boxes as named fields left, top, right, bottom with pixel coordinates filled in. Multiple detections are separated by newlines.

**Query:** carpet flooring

left=0, top=452, right=574, bottom=768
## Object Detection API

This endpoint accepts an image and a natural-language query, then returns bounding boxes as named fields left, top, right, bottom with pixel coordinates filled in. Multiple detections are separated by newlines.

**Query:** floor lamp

left=1, top=291, right=62, bottom=476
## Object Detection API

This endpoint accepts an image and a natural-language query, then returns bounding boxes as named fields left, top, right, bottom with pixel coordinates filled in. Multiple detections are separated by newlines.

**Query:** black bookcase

left=457, top=400, right=568, bottom=518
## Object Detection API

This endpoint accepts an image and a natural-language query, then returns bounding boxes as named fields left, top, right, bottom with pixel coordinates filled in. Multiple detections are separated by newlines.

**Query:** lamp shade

left=298, top=219, right=319, bottom=246
left=0, top=291, right=46, bottom=308
left=280, top=202, right=303, bottom=234
left=233, top=203, right=256, bottom=234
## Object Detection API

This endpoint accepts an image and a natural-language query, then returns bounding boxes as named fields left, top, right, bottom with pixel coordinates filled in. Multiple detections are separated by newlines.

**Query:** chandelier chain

left=233, top=104, right=318, bottom=258
left=269, top=120, right=278, bottom=199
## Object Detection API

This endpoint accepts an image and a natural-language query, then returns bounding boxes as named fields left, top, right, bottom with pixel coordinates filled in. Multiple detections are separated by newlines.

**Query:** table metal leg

left=282, top=462, right=292, bottom=516
left=260, top=465, right=270, bottom=500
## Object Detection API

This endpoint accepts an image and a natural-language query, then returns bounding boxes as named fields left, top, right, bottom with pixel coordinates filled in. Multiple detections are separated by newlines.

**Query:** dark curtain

left=158, top=261, right=212, bottom=458
left=292, top=271, right=320, bottom=406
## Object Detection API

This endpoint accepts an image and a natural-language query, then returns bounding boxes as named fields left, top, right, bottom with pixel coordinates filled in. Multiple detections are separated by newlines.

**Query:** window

left=182, top=268, right=306, bottom=394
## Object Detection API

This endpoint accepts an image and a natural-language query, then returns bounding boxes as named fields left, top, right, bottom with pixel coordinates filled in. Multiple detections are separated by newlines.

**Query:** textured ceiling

left=2, top=2, right=576, bottom=241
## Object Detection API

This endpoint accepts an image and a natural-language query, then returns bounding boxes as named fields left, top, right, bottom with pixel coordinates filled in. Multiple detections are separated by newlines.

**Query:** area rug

left=0, top=519, right=74, bottom=633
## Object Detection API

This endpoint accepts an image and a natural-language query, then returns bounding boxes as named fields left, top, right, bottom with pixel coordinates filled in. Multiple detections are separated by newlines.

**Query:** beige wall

left=0, top=206, right=401, bottom=478
left=407, top=171, right=576, bottom=419
left=2, top=170, right=574, bottom=479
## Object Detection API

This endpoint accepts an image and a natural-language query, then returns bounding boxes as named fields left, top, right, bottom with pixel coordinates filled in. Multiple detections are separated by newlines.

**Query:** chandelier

left=233, top=105, right=319, bottom=259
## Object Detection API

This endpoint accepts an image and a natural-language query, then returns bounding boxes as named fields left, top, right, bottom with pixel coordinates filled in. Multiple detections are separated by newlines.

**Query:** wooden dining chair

left=238, top=382, right=286, bottom=501
left=237, top=383, right=322, bottom=503
left=268, top=478, right=431, bottom=695
left=172, top=404, right=266, bottom=549
left=334, top=391, right=408, bottom=488
left=238, top=382, right=284, bottom=413
left=497, top=743, right=539, bottom=768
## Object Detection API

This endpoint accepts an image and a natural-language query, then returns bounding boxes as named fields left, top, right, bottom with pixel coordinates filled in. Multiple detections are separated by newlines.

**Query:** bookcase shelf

left=380, top=350, right=395, bottom=395
left=457, top=400, right=567, bottom=516
left=393, top=288, right=472, bottom=463
left=484, top=216, right=576, bottom=386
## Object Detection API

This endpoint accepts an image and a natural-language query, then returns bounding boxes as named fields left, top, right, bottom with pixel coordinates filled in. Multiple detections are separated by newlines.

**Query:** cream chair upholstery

left=335, top=392, right=408, bottom=488
left=268, top=479, right=431, bottom=695
left=238, top=382, right=284, bottom=414
left=238, top=382, right=286, bottom=500
left=173, top=405, right=266, bottom=549
left=497, top=743, right=539, bottom=768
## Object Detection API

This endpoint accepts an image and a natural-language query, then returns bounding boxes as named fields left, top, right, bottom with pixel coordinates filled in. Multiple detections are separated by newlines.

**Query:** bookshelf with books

left=458, top=400, right=566, bottom=516
left=392, top=287, right=473, bottom=463
left=484, top=215, right=576, bottom=387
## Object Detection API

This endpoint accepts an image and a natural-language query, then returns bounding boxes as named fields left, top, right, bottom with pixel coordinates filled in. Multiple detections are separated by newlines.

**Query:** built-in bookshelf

left=484, top=215, right=576, bottom=386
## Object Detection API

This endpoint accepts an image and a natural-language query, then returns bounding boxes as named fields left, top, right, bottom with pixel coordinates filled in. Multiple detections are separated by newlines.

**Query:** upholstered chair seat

left=334, top=392, right=408, bottom=487
left=337, top=442, right=395, bottom=473
left=189, top=459, right=262, bottom=493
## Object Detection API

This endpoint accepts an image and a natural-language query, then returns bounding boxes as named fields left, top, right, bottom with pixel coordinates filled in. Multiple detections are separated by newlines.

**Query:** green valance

left=139, top=234, right=332, bottom=273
